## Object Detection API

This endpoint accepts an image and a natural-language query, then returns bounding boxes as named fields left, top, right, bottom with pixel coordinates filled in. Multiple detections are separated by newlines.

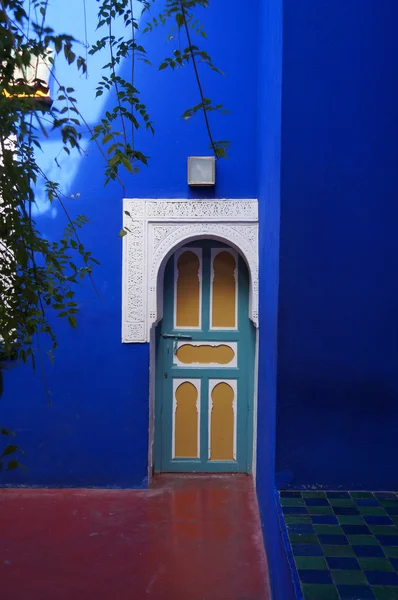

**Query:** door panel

left=211, top=249, right=237, bottom=329
left=174, top=341, right=237, bottom=368
left=155, top=241, right=255, bottom=473
left=209, top=380, right=236, bottom=461
left=174, top=248, right=202, bottom=329
left=174, top=379, right=200, bottom=459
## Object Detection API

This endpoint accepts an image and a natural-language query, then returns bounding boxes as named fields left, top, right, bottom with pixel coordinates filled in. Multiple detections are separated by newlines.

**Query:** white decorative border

left=122, top=199, right=259, bottom=343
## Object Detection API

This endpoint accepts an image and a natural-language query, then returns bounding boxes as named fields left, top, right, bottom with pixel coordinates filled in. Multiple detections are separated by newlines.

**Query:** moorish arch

left=122, top=199, right=259, bottom=343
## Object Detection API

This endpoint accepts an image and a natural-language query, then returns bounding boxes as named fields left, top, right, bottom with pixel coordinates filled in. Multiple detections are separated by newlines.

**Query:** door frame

left=147, top=235, right=259, bottom=482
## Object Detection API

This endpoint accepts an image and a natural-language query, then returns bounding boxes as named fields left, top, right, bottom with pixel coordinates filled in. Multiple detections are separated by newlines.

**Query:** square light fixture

left=188, top=156, right=215, bottom=186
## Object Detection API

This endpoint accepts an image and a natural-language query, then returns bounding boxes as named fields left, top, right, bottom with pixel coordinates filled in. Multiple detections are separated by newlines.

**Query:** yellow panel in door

left=210, top=382, right=235, bottom=461
left=175, top=382, right=199, bottom=458
left=176, top=251, right=200, bottom=328
left=212, top=251, right=236, bottom=328
left=176, top=344, right=235, bottom=365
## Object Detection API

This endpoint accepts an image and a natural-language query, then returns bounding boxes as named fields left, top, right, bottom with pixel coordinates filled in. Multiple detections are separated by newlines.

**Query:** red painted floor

left=0, top=475, right=270, bottom=600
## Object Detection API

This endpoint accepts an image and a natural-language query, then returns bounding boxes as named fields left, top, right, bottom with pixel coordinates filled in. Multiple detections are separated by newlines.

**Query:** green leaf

left=6, top=460, right=19, bottom=471
left=176, top=13, right=184, bottom=28
left=119, top=228, right=128, bottom=238
left=2, top=445, right=18, bottom=457
left=121, top=157, right=133, bottom=173
left=68, top=315, right=77, bottom=329
left=54, top=38, right=62, bottom=53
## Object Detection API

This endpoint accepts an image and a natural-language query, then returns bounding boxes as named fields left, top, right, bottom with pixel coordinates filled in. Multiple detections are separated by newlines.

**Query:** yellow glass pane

left=210, top=382, right=234, bottom=461
left=212, top=251, right=236, bottom=328
left=176, top=251, right=200, bottom=328
left=176, top=344, right=235, bottom=365
left=175, top=382, right=199, bottom=458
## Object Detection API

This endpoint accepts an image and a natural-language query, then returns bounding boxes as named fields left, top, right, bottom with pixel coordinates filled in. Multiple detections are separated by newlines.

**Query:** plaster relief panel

left=122, top=199, right=259, bottom=343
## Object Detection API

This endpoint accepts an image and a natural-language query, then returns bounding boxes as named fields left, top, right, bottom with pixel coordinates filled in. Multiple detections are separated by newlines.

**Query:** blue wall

left=0, top=0, right=259, bottom=487
left=255, top=0, right=296, bottom=597
left=277, top=0, right=398, bottom=490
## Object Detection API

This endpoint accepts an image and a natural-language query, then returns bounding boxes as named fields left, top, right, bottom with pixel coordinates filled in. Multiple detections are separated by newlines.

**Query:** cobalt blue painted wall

left=130, top=2, right=259, bottom=200
left=277, top=0, right=398, bottom=490
left=255, top=0, right=295, bottom=598
left=1, top=188, right=151, bottom=488
left=0, top=0, right=259, bottom=487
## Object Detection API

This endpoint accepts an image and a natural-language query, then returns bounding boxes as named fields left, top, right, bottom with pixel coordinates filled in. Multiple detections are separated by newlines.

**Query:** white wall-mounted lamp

left=188, top=156, right=215, bottom=186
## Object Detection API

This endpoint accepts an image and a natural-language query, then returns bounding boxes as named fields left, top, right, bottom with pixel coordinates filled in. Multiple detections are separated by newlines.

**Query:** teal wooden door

left=154, top=241, right=255, bottom=473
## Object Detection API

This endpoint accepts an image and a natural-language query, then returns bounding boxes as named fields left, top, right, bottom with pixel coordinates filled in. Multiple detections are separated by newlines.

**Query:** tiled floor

left=281, top=491, right=398, bottom=600
left=0, top=475, right=270, bottom=600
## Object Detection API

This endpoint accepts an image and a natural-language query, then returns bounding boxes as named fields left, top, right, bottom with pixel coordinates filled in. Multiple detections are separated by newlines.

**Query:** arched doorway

left=154, top=240, right=256, bottom=473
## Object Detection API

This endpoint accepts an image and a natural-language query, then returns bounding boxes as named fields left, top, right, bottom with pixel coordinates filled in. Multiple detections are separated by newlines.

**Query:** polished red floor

left=0, top=475, right=270, bottom=600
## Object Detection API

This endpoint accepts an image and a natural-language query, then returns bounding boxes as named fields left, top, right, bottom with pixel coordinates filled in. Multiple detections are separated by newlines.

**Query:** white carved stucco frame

left=122, top=199, right=259, bottom=343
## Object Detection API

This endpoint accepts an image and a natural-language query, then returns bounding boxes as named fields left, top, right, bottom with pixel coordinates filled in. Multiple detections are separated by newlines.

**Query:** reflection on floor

left=0, top=475, right=270, bottom=600
left=281, top=490, right=398, bottom=600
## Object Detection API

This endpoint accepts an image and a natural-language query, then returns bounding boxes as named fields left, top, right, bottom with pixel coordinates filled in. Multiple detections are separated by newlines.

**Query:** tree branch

left=179, top=0, right=218, bottom=157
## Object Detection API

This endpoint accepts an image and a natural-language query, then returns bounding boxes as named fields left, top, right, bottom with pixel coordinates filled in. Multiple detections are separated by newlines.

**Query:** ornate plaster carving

left=122, top=199, right=258, bottom=343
